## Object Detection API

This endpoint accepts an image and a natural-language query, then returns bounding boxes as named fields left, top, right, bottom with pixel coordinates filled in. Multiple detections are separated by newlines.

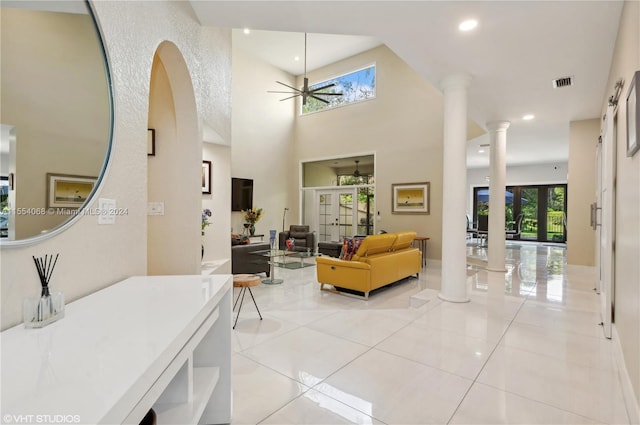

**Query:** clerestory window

left=301, top=64, right=376, bottom=114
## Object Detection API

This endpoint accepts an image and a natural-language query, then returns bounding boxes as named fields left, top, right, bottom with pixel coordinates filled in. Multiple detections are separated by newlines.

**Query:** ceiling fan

left=353, top=160, right=361, bottom=177
left=268, top=33, right=343, bottom=105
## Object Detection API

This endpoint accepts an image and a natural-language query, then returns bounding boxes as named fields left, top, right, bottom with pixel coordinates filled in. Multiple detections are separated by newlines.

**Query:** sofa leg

left=319, top=283, right=370, bottom=300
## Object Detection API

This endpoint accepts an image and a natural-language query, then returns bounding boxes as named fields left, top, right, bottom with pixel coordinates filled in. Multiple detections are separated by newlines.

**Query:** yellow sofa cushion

left=391, top=231, right=416, bottom=251
left=352, top=233, right=396, bottom=260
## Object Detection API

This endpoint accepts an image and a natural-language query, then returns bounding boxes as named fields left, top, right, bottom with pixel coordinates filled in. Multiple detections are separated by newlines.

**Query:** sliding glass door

left=472, top=184, right=567, bottom=243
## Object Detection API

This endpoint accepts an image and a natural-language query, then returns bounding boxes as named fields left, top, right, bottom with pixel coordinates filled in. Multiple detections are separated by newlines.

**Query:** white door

left=598, top=106, right=616, bottom=339
left=317, top=188, right=358, bottom=242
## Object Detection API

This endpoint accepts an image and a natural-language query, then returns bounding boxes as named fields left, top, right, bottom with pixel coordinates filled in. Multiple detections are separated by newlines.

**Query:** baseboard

left=613, top=325, right=640, bottom=424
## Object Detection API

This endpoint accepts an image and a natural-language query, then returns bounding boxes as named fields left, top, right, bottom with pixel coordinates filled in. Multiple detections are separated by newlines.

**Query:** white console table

left=0, top=274, right=232, bottom=425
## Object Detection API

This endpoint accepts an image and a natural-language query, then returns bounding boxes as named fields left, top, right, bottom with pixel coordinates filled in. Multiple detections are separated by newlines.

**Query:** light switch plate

left=148, top=202, right=165, bottom=216
left=98, top=198, right=116, bottom=225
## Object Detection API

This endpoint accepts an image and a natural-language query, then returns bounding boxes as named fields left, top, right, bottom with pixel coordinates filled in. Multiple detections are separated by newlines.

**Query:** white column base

left=438, top=293, right=470, bottom=303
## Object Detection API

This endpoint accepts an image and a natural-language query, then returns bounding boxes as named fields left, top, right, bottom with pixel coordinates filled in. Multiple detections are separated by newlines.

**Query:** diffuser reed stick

left=32, top=254, right=59, bottom=322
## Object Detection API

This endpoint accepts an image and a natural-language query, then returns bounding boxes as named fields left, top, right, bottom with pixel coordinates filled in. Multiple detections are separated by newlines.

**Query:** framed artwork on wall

left=147, top=129, right=156, bottom=156
left=626, top=70, right=639, bottom=157
left=391, top=182, right=430, bottom=214
left=202, top=160, right=212, bottom=194
left=47, top=173, right=97, bottom=209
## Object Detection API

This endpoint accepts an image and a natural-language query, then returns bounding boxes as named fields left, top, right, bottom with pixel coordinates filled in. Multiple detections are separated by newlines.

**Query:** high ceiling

left=190, top=1, right=624, bottom=169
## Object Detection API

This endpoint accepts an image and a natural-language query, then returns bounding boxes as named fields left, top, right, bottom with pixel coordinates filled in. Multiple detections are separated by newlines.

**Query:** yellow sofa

left=316, top=231, right=421, bottom=299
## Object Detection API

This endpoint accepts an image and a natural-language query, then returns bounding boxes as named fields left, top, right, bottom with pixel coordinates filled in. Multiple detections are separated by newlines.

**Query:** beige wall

left=567, top=119, right=599, bottom=266
left=202, top=142, right=231, bottom=271
left=0, top=1, right=232, bottom=330
left=295, top=45, right=452, bottom=258
left=231, top=44, right=296, bottom=235
left=303, top=163, right=339, bottom=187
left=605, top=0, right=640, bottom=410
left=0, top=8, right=110, bottom=239
left=147, top=49, right=203, bottom=275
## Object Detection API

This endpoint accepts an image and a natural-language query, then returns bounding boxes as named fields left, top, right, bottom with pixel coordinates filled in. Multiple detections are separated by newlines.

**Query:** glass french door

left=317, top=189, right=356, bottom=242
left=317, top=188, right=374, bottom=242
left=519, top=187, right=539, bottom=240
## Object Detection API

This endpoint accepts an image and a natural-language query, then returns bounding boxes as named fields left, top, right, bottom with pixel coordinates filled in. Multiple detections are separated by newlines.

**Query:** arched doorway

left=147, top=41, right=200, bottom=274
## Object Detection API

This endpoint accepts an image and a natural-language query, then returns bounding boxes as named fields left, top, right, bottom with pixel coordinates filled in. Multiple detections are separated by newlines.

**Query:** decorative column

left=486, top=120, right=510, bottom=272
left=439, top=74, right=471, bottom=303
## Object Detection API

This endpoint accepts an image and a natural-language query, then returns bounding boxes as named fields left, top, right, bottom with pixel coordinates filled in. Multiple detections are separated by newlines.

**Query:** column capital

left=440, top=74, right=472, bottom=91
left=486, top=120, right=511, bottom=131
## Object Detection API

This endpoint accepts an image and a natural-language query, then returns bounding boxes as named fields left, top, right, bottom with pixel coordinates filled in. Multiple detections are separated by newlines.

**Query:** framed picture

left=47, top=173, right=97, bottom=208
left=202, top=160, right=211, bottom=194
left=392, top=182, right=430, bottom=214
left=147, top=129, right=156, bottom=156
left=627, top=71, right=639, bottom=157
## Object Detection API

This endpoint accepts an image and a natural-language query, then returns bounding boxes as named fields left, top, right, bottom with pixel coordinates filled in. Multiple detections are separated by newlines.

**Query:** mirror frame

left=1, top=0, right=114, bottom=248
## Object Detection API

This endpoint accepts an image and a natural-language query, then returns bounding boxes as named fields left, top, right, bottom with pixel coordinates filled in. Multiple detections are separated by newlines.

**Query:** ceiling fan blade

left=280, top=94, right=301, bottom=101
left=267, top=90, right=297, bottom=94
left=309, top=82, right=336, bottom=93
left=275, top=81, right=302, bottom=93
left=309, top=94, right=330, bottom=104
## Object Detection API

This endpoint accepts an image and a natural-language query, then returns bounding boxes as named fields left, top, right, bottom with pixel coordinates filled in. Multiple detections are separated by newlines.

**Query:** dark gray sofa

left=231, top=242, right=270, bottom=276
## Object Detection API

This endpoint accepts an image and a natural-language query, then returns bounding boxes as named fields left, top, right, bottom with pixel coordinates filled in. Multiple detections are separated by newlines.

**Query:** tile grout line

left=445, top=275, right=534, bottom=424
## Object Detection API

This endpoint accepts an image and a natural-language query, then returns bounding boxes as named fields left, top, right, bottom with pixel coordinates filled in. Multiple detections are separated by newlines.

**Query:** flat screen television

left=231, top=178, right=253, bottom=211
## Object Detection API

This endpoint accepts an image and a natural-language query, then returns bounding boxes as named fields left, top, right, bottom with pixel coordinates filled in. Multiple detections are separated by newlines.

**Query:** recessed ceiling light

left=294, top=56, right=300, bottom=62
left=243, top=28, right=251, bottom=35
left=523, top=114, right=535, bottom=120
left=459, top=19, right=478, bottom=32
left=478, top=149, right=485, bottom=153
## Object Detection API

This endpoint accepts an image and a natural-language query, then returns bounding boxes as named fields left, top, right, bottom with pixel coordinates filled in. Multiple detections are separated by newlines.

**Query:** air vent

left=552, top=76, right=574, bottom=88
left=479, top=143, right=490, bottom=147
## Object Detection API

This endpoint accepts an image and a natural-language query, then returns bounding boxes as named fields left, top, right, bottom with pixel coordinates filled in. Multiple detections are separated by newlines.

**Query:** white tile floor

left=230, top=242, right=631, bottom=424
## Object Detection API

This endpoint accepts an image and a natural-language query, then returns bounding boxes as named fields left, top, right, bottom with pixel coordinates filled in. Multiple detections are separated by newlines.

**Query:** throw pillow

left=339, top=237, right=363, bottom=261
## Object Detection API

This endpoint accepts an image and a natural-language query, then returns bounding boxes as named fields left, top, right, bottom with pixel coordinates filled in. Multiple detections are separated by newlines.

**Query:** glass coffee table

left=277, top=249, right=319, bottom=269
left=250, top=249, right=294, bottom=284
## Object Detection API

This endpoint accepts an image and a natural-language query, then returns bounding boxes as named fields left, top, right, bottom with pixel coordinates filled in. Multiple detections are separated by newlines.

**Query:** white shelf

left=0, top=275, right=232, bottom=425
left=201, top=258, right=229, bottom=275
left=154, top=367, right=219, bottom=424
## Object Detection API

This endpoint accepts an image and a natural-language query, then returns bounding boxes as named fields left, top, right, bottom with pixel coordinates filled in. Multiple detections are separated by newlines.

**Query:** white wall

left=567, top=119, right=599, bottom=266
left=231, top=41, right=296, bottom=236
left=0, top=1, right=232, bottom=330
left=202, top=142, right=232, bottom=271
left=604, top=0, right=640, bottom=410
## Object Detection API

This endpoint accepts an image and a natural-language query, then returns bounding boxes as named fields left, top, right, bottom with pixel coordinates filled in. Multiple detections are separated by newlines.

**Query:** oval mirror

left=0, top=0, right=113, bottom=246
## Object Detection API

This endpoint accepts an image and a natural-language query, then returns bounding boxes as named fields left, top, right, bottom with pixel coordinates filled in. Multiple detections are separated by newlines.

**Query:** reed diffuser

left=24, top=254, right=65, bottom=328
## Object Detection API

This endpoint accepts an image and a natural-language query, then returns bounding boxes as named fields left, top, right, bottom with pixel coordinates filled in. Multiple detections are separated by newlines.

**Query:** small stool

left=232, top=274, right=262, bottom=329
